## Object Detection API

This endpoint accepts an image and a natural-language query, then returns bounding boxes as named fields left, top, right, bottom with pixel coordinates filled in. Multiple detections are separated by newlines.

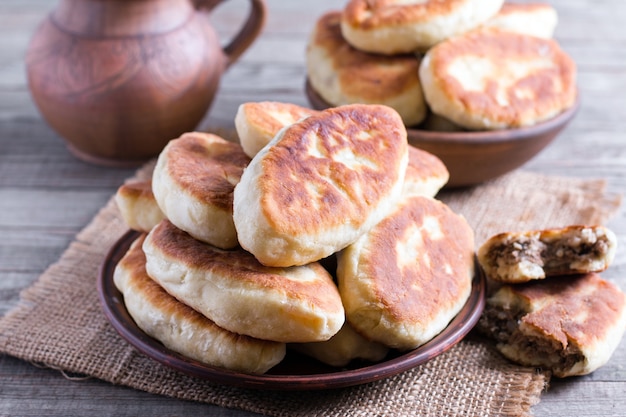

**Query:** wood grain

left=1, top=0, right=625, bottom=415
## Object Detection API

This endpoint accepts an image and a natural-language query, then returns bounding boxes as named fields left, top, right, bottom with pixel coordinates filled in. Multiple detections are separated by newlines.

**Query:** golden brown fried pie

left=403, top=145, right=449, bottom=197
left=478, top=225, right=617, bottom=283
left=337, top=195, right=475, bottom=350
left=341, top=0, right=504, bottom=54
left=115, top=180, right=165, bottom=232
left=151, top=132, right=250, bottom=249
left=233, top=104, right=409, bottom=267
left=419, top=28, right=577, bottom=130
left=142, top=220, right=345, bottom=343
left=113, top=234, right=286, bottom=374
left=478, top=273, right=626, bottom=377
left=235, top=101, right=317, bottom=158
left=307, top=11, right=427, bottom=126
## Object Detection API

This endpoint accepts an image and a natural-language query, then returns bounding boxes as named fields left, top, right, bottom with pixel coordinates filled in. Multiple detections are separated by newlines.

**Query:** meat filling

left=477, top=304, right=525, bottom=344
left=478, top=304, right=585, bottom=374
left=487, top=232, right=611, bottom=271
left=507, top=330, right=585, bottom=373
left=487, top=236, right=546, bottom=268
left=542, top=234, right=610, bottom=272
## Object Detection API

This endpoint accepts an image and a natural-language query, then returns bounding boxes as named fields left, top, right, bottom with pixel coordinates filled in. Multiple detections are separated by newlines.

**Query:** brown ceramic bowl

left=305, top=79, right=579, bottom=188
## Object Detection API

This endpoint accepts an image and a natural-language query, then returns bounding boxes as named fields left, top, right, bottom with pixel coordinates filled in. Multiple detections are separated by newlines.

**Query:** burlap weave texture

left=0, top=164, right=621, bottom=417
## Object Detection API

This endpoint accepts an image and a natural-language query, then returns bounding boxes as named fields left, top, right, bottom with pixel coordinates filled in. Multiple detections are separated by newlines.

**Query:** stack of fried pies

left=477, top=225, right=626, bottom=377
left=306, top=2, right=576, bottom=132
left=115, top=102, right=477, bottom=373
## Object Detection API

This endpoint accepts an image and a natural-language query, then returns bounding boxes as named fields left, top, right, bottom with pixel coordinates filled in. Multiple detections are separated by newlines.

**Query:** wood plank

left=0, top=355, right=260, bottom=417
left=533, top=380, right=626, bottom=417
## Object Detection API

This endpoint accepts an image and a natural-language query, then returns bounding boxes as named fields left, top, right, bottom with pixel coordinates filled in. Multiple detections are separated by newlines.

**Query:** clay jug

left=26, top=0, right=267, bottom=166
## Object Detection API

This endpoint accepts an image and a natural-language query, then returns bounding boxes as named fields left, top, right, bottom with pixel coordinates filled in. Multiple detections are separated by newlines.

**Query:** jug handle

left=194, top=0, right=267, bottom=69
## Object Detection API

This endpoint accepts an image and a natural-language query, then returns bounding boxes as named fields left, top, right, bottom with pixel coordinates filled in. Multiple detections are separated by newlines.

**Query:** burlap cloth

left=0, top=160, right=621, bottom=416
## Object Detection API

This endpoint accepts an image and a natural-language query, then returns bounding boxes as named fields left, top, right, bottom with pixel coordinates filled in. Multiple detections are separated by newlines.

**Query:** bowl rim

left=304, top=78, right=580, bottom=145
left=408, top=95, right=580, bottom=144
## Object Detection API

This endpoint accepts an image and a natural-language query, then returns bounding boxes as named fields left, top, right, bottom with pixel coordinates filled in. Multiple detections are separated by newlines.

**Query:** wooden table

left=1, top=1, right=625, bottom=415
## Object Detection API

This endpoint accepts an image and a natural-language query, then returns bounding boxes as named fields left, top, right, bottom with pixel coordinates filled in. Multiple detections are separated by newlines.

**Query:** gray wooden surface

left=1, top=0, right=625, bottom=416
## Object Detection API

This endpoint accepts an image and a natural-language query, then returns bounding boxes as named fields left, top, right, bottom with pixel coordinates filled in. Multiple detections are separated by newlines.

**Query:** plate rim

left=98, top=229, right=486, bottom=391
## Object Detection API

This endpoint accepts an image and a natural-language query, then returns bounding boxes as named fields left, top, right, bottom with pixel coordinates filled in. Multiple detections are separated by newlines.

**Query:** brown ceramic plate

left=98, top=230, right=486, bottom=390
left=305, top=79, right=579, bottom=188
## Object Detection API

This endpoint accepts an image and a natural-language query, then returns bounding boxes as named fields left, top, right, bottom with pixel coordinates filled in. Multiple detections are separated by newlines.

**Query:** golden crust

left=115, top=180, right=165, bottom=232
left=235, top=102, right=318, bottom=158
left=238, top=102, right=316, bottom=140
left=340, top=0, right=504, bottom=53
left=310, top=11, right=423, bottom=105
left=143, top=220, right=345, bottom=342
left=514, top=274, right=624, bottom=349
left=113, top=235, right=286, bottom=374
left=403, top=145, right=449, bottom=196
left=338, top=196, right=475, bottom=350
left=151, top=132, right=250, bottom=248
left=419, top=28, right=577, bottom=129
left=260, top=104, right=407, bottom=236
left=149, top=220, right=341, bottom=314
left=162, top=132, right=250, bottom=212
left=485, top=273, right=626, bottom=377
left=117, top=180, right=153, bottom=200
left=236, top=101, right=448, bottom=198
left=233, top=104, right=408, bottom=267
left=343, top=0, right=470, bottom=28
